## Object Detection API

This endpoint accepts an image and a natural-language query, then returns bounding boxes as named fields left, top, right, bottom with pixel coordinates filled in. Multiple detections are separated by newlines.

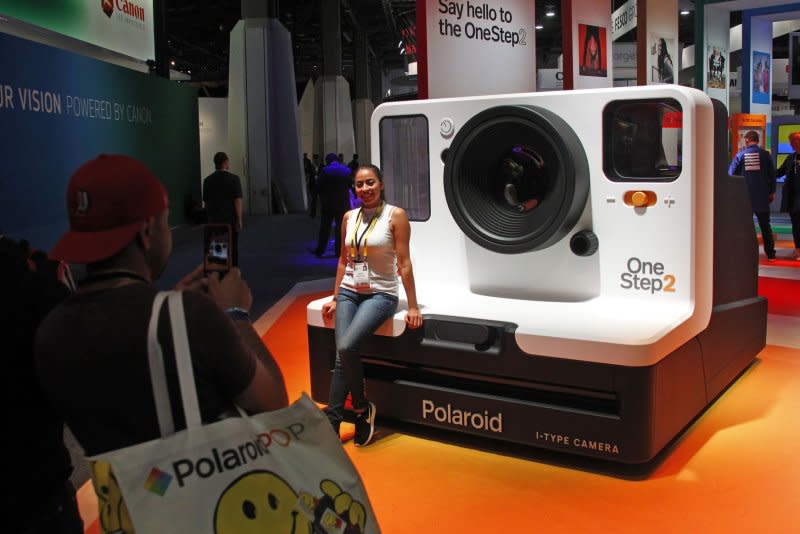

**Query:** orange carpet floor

left=258, top=292, right=800, bottom=533
left=80, top=282, right=799, bottom=533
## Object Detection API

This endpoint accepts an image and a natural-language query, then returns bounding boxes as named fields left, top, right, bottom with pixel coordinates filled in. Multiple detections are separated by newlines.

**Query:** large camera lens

left=444, top=105, right=590, bottom=254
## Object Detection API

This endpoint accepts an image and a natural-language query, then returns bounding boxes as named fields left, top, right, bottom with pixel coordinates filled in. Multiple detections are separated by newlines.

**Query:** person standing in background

left=304, top=153, right=318, bottom=218
left=347, top=154, right=360, bottom=175
left=2, top=234, right=83, bottom=534
left=776, top=131, right=800, bottom=260
left=203, top=152, right=243, bottom=266
left=729, top=130, right=777, bottom=261
left=312, top=153, right=353, bottom=258
left=347, top=154, right=362, bottom=209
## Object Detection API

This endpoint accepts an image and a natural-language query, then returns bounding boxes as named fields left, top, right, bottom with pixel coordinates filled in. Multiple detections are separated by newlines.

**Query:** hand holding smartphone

left=203, top=224, right=232, bottom=276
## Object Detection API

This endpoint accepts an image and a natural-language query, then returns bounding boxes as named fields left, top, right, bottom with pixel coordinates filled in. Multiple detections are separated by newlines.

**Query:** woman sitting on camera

left=322, top=164, right=423, bottom=447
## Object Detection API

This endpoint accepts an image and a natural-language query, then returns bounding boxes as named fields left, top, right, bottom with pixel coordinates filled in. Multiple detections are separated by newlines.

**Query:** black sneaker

left=354, top=401, right=376, bottom=447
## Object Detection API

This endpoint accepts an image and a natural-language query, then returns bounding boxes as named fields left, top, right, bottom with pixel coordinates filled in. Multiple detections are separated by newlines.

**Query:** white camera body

left=306, top=85, right=765, bottom=463
left=366, top=85, right=714, bottom=366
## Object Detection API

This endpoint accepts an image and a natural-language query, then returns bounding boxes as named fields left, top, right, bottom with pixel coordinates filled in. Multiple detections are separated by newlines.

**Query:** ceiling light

left=545, top=6, right=556, bottom=17
left=680, top=10, right=690, bottom=15
left=535, top=24, right=544, bottom=30
left=170, top=60, right=175, bottom=66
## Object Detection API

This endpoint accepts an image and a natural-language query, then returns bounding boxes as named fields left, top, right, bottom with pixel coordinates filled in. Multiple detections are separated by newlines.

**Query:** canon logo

left=421, top=399, right=503, bottom=433
left=101, top=0, right=146, bottom=21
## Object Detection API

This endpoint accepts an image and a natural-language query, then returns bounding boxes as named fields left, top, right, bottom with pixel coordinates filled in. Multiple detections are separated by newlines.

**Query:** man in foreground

left=36, top=154, right=287, bottom=458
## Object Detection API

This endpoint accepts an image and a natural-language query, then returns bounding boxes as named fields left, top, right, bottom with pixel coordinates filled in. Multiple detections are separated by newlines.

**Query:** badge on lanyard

left=349, top=203, right=384, bottom=290
left=353, top=261, right=370, bottom=289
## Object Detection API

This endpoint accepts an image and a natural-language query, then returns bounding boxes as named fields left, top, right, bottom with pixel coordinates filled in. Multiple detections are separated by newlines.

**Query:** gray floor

left=68, top=213, right=339, bottom=488
left=158, top=214, right=340, bottom=317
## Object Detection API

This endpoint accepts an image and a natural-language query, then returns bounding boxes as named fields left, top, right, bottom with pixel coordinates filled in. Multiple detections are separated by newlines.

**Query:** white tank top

left=340, top=203, right=398, bottom=295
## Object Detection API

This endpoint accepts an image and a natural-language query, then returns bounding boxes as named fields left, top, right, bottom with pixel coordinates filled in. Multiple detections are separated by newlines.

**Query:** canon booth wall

left=0, top=32, right=200, bottom=252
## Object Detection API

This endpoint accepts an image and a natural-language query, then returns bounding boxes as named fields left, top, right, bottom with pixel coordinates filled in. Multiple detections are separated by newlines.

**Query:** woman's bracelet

left=225, top=307, right=251, bottom=322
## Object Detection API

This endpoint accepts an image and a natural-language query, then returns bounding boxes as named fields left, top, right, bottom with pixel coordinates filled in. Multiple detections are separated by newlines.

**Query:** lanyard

left=350, top=202, right=384, bottom=260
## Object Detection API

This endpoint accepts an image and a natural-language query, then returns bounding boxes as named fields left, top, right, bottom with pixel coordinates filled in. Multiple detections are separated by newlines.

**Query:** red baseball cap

left=50, top=154, right=169, bottom=264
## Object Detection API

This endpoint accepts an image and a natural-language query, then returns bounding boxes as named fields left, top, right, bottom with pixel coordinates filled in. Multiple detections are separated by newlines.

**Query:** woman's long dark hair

left=657, top=38, right=673, bottom=82
left=658, top=38, right=672, bottom=65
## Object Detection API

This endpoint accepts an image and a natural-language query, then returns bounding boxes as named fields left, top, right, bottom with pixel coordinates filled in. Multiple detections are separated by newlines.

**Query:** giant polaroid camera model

left=307, top=85, right=766, bottom=463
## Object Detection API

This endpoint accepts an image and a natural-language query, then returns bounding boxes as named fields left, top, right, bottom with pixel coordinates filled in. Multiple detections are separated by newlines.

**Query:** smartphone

left=203, top=223, right=232, bottom=275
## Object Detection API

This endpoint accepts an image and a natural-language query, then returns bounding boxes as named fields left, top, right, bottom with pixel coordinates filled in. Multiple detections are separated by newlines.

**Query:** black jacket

left=777, top=152, right=800, bottom=213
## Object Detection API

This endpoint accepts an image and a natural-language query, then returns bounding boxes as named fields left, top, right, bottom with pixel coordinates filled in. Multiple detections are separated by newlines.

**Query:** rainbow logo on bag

left=144, top=467, right=173, bottom=496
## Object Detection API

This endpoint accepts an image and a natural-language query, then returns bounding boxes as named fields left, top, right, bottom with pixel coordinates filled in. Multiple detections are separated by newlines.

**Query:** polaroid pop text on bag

left=307, top=85, right=766, bottom=463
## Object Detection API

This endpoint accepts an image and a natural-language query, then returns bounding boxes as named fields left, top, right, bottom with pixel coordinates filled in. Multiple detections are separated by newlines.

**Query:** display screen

left=777, top=124, right=800, bottom=154
left=203, top=224, right=231, bottom=274
left=775, top=123, right=800, bottom=182
left=379, top=115, right=431, bottom=221
left=603, top=98, right=682, bottom=181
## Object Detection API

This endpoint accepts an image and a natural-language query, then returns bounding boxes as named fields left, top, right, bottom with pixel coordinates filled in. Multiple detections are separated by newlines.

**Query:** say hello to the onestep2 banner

left=436, top=0, right=528, bottom=47
left=425, top=0, right=536, bottom=98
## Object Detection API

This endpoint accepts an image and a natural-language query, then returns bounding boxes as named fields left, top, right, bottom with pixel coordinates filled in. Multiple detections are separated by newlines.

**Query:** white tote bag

left=88, top=291, right=380, bottom=534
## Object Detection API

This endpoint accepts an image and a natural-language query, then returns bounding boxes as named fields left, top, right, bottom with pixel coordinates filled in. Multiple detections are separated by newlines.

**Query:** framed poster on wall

left=649, top=34, right=675, bottom=84
left=729, top=113, right=766, bottom=160
left=707, top=45, right=726, bottom=89
left=578, top=24, right=607, bottom=77
left=752, top=50, right=771, bottom=104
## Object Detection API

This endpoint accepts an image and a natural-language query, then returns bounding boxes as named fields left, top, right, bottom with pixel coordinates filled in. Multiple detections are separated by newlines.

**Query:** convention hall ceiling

left=165, top=0, right=704, bottom=97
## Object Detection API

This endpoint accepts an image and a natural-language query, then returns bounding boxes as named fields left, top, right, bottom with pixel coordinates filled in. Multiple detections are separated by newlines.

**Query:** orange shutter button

left=624, top=190, right=657, bottom=207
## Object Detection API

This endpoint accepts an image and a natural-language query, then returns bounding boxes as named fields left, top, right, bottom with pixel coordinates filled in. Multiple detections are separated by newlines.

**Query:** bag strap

left=146, top=291, right=203, bottom=436
left=147, top=291, right=174, bottom=436
left=167, top=291, right=202, bottom=429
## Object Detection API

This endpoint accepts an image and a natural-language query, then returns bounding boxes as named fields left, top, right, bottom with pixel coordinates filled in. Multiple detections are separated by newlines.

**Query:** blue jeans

left=327, top=288, right=398, bottom=429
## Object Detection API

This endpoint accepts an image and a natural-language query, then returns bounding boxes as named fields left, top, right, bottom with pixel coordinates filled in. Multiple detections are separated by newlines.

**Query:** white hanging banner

left=611, top=0, right=637, bottom=42
left=419, top=0, right=536, bottom=98
left=0, top=0, right=155, bottom=61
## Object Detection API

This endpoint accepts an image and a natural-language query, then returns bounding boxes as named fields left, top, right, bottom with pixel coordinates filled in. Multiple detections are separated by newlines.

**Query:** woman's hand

left=405, top=306, right=423, bottom=329
left=322, top=299, right=337, bottom=318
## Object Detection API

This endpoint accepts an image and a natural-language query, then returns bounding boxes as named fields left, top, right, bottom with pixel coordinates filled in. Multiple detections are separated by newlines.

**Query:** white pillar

left=228, top=18, right=306, bottom=215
